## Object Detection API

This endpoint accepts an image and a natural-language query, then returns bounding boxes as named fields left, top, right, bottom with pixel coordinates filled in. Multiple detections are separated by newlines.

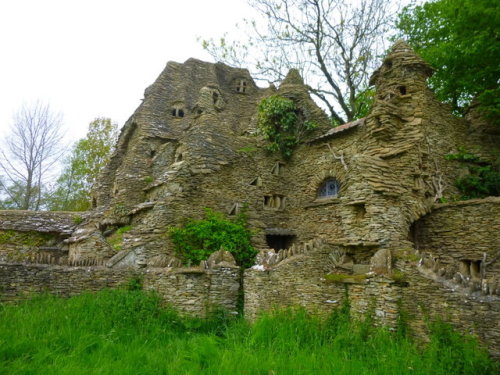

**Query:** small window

left=249, top=176, right=262, bottom=186
left=171, top=104, right=185, bottom=118
left=318, top=178, right=340, bottom=198
left=236, top=79, right=247, bottom=93
left=271, top=162, right=285, bottom=176
left=263, top=194, right=285, bottom=210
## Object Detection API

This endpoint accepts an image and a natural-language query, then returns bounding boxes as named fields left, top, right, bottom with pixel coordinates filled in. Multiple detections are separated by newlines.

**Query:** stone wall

left=413, top=197, right=500, bottom=270
left=0, top=210, right=84, bottom=234
left=244, top=251, right=345, bottom=320
left=0, top=263, right=240, bottom=317
left=401, top=265, right=500, bottom=358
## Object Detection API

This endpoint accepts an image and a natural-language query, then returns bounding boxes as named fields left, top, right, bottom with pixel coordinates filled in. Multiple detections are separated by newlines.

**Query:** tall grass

left=0, top=289, right=496, bottom=374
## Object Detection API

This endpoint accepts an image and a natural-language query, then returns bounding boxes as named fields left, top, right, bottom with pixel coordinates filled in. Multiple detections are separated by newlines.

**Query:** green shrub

left=257, top=95, right=318, bottom=159
left=169, top=208, right=257, bottom=268
left=445, top=147, right=500, bottom=199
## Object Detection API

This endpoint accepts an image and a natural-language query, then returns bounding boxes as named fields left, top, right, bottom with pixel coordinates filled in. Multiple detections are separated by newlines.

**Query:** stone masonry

left=0, top=41, right=498, bottom=356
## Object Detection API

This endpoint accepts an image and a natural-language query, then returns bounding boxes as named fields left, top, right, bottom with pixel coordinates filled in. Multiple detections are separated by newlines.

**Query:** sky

left=0, top=0, right=256, bottom=142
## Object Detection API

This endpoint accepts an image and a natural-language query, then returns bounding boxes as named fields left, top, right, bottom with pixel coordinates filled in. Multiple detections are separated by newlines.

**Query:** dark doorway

left=266, top=235, right=295, bottom=251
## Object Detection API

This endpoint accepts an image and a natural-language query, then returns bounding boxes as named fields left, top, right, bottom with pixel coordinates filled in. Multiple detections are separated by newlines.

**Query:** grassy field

left=0, top=289, right=496, bottom=375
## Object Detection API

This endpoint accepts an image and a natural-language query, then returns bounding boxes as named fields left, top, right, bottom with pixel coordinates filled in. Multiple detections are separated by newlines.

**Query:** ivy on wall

left=257, top=95, right=318, bottom=159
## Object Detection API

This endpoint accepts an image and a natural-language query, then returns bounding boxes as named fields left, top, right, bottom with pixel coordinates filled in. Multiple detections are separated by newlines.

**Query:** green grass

left=0, top=289, right=496, bottom=375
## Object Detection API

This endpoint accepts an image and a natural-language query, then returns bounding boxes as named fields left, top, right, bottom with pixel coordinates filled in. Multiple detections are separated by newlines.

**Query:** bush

left=445, top=148, right=500, bottom=199
left=169, top=209, right=257, bottom=268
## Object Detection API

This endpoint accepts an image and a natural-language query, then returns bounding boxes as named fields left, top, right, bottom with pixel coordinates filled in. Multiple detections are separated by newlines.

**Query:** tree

left=0, top=102, right=65, bottom=210
left=396, top=0, right=500, bottom=121
left=47, top=118, right=118, bottom=211
left=202, top=0, right=396, bottom=123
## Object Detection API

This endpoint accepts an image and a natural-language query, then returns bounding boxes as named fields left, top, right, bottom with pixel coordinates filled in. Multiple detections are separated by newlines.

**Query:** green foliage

left=125, top=274, right=143, bottom=291
left=72, top=215, right=83, bottom=225
left=106, top=225, right=132, bottom=252
left=0, top=289, right=495, bottom=374
left=169, top=209, right=257, bottom=268
left=236, top=146, right=258, bottom=154
left=396, top=0, right=500, bottom=122
left=390, top=270, right=407, bottom=283
left=0, top=229, right=56, bottom=247
left=257, top=95, right=318, bottom=159
left=47, top=117, right=118, bottom=211
left=424, top=320, right=495, bottom=374
left=143, top=175, right=154, bottom=184
left=445, top=148, right=500, bottom=199
left=351, top=87, right=375, bottom=120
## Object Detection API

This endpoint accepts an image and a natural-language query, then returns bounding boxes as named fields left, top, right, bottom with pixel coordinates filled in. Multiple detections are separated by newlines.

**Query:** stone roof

left=311, top=117, right=365, bottom=142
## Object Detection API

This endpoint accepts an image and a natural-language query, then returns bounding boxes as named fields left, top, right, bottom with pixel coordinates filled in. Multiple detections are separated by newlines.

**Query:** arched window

left=318, top=178, right=340, bottom=198
left=171, top=102, right=185, bottom=118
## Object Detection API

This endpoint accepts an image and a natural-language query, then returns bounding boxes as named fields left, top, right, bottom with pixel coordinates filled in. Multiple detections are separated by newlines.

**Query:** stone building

left=1, top=41, right=499, bottom=356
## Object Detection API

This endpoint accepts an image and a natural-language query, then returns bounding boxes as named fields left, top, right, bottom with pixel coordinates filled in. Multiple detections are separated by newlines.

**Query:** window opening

left=249, top=176, right=262, bottom=186
left=263, top=194, right=285, bottom=210
left=236, top=79, right=247, bottom=93
left=266, top=235, right=295, bottom=251
left=318, top=178, right=340, bottom=198
left=228, top=203, right=242, bottom=216
left=271, top=162, right=285, bottom=176
left=353, top=203, right=366, bottom=221
left=171, top=105, right=185, bottom=118
left=460, top=259, right=482, bottom=279
left=399, top=86, right=407, bottom=95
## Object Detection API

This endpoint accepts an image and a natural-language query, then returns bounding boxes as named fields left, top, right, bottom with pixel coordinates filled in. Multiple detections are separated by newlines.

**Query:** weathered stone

left=370, top=249, right=392, bottom=275
left=206, top=249, right=237, bottom=268
left=0, top=41, right=498, bottom=357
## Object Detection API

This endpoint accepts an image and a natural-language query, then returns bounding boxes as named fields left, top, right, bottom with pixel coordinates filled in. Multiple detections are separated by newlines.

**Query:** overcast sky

left=0, top=0, right=256, bottom=142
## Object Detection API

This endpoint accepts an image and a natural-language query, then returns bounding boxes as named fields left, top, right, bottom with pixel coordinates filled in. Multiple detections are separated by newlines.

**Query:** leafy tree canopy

left=47, top=118, right=118, bottom=211
left=396, top=0, right=500, bottom=122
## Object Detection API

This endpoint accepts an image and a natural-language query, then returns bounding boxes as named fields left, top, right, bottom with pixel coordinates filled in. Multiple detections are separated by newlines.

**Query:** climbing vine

left=169, top=208, right=257, bottom=268
left=257, top=95, right=318, bottom=159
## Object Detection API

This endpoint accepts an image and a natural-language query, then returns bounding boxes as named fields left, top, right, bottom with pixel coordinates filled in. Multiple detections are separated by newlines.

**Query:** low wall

left=413, top=197, right=500, bottom=270
left=0, top=263, right=240, bottom=317
left=244, top=247, right=346, bottom=320
left=0, top=210, right=84, bottom=235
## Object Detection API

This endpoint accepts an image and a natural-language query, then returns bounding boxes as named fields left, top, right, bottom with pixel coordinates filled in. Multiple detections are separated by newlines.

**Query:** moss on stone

left=106, top=225, right=132, bottom=252
left=0, top=230, right=57, bottom=248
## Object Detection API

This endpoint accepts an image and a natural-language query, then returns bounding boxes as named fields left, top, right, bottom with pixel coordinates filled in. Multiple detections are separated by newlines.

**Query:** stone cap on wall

left=0, top=210, right=87, bottom=236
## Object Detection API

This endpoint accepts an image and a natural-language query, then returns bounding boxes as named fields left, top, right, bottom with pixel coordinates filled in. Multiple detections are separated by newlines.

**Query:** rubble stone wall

left=0, top=263, right=240, bottom=317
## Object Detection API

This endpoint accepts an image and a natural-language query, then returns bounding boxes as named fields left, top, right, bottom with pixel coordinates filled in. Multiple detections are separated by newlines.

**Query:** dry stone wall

left=0, top=41, right=498, bottom=355
left=0, top=263, right=240, bottom=317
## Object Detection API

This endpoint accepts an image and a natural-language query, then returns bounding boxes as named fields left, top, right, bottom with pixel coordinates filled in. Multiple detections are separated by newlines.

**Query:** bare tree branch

left=0, top=101, right=65, bottom=210
left=202, top=0, right=395, bottom=122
